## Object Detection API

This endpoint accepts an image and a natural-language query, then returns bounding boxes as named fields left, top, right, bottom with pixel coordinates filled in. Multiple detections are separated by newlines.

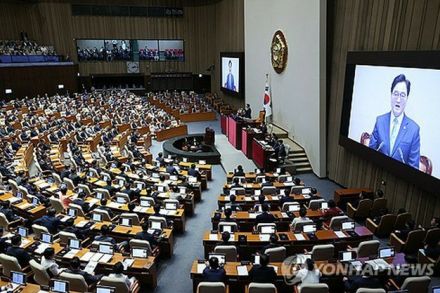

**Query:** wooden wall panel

left=327, top=0, right=440, bottom=225
left=0, top=3, right=43, bottom=41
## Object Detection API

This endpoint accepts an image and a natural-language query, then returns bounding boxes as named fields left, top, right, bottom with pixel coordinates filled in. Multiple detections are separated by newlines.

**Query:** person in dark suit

left=0, top=160, right=14, bottom=179
left=33, top=208, right=62, bottom=234
left=202, top=257, right=226, bottom=282
left=368, top=74, right=420, bottom=169
left=262, top=234, right=279, bottom=253
left=6, top=235, right=31, bottom=267
left=72, top=191, right=90, bottom=213
left=234, top=165, right=245, bottom=177
left=343, top=263, right=384, bottom=293
left=155, top=152, right=165, bottom=167
left=243, top=104, right=251, bottom=119
left=103, top=179, right=116, bottom=196
left=96, top=199, right=114, bottom=219
left=121, top=182, right=138, bottom=201
left=135, top=222, right=158, bottom=248
left=255, top=204, right=276, bottom=225
left=62, top=218, right=88, bottom=240
left=280, top=188, right=294, bottom=207
left=0, top=201, right=20, bottom=222
left=65, top=257, right=101, bottom=285
left=228, top=195, right=241, bottom=211
left=223, top=208, right=236, bottom=223
left=230, top=178, right=242, bottom=189
left=165, top=163, right=178, bottom=175
left=94, top=225, right=116, bottom=245
left=249, top=254, right=277, bottom=283
left=424, top=238, right=440, bottom=259
left=188, top=164, right=201, bottom=179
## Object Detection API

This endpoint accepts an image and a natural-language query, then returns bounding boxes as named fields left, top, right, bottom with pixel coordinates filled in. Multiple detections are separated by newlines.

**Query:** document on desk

left=197, top=263, right=206, bottom=274
left=302, top=194, right=311, bottom=199
left=99, top=254, right=113, bottom=263
left=237, top=265, right=248, bottom=276
left=159, top=209, right=170, bottom=216
left=80, top=251, right=95, bottom=262
left=123, top=258, right=135, bottom=269
left=60, top=215, right=71, bottom=223
left=20, top=239, right=31, bottom=248
left=88, top=198, right=99, bottom=205
left=91, top=252, right=104, bottom=262
left=281, top=212, right=289, bottom=218
left=8, top=197, right=21, bottom=204
left=223, top=196, right=230, bottom=201
left=350, top=261, right=362, bottom=271
left=84, top=261, right=98, bottom=274
left=244, top=197, right=252, bottom=201
left=283, top=182, right=294, bottom=186
left=107, top=202, right=122, bottom=209
left=19, top=203, right=33, bottom=210
left=294, top=233, right=306, bottom=241
left=248, top=213, right=257, bottom=219
left=75, top=220, right=89, bottom=228
left=209, top=234, right=218, bottom=240
left=35, top=243, right=51, bottom=254
left=366, top=259, right=391, bottom=270
left=64, top=249, right=79, bottom=259
left=335, top=231, right=347, bottom=238
left=134, top=206, right=148, bottom=213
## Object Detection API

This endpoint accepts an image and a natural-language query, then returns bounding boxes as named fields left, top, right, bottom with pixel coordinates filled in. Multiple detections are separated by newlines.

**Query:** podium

left=204, top=128, right=215, bottom=145
left=221, top=115, right=227, bottom=134
left=227, top=116, right=243, bottom=150
left=241, top=128, right=264, bottom=158
left=252, top=139, right=276, bottom=171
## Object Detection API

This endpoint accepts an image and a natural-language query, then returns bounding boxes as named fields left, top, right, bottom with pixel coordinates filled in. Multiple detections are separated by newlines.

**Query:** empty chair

left=58, top=231, right=78, bottom=245
left=308, top=199, right=325, bottom=210
left=197, top=282, right=226, bottom=293
left=50, top=197, right=65, bottom=214
left=218, top=222, right=238, bottom=233
left=0, top=213, right=20, bottom=230
left=399, top=276, right=431, bottom=292
left=87, top=168, right=99, bottom=178
left=265, top=246, right=286, bottom=262
left=32, top=224, right=49, bottom=239
left=231, top=188, right=245, bottom=195
left=0, top=253, right=22, bottom=277
left=68, top=203, right=85, bottom=217
left=262, top=186, right=277, bottom=195
left=93, top=208, right=113, bottom=222
left=95, top=188, right=111, bottom=200
left=366, top=214, right=397, bottom=237
left=310, top=244, right=334, bottom=261
left=120, top=213, right=140, bottom=225
left=354, top=240, right=380, bottom=258
left=214, top=245, right=237, bottom=262
left=59, top=272, right=90, bottom=292
left=148, top=216, right=167, bottom=230
left=100, top=276, right=138, bottom=293
left=77, top=184, right=92, bottom=196
left=369, top=197, right=387, bottom=217
left=328, top=216, right=350, bottom=230
left=29, top=259, right=50, bottom=286
left=7, top=179, right=19, bottom=195
left=63, top=177, right=75, bottom=190
left=256, top=223, right=276, bottom=234
left=394, top=212, right=411, bottom=230
left=299, top=283, right=329, bottom=293
left=248, top=283, right=277, bottom=293
left=293, top=220, right=314, bottom=233
left=425, top=228, right=440, bottom=244
left=390, top=229, right=426, bottom=254
left=347, top=199, right=373, bottom=219
left=52, top=173, right=62, bottom=185
left=129, top=239, right=152, bottom=255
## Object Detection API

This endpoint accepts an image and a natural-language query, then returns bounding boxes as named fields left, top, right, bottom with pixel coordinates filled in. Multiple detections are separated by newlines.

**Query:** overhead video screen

left=158, top=40, right=184, bottom=61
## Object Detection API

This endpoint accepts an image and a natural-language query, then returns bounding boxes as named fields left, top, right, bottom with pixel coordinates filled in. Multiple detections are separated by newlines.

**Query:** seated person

left=96, top=199, right=114, bottom=219
left=33, top=208, right=62, bottom=234
left=108, top=262, right=136, bottom=289
left=121, top=182, right=138, bottom=201
left=155, top=152, right=165, bottom=167
left=279, top=188, right=294, bottom=207
left=424, top=238, right=440, bottom=259
left=65, top=257, right=101, bottom=285
left=343, top=263, right=384, bottom=293
left=94, top=224, right=116, bottom=245
left=165, top=163, right=178, bottom=175
left=41, top=247, right=64, bottom=277
left=255, top=204, right=276, bottom=225
left=188, top=164, right=200, bottom=179
left=151, top=203, right=162, bottom=217
left=202, top=256, right=226, bottom=282
left=135, top=222, right=158, bottom=248
left=230, top=177, right=242, bottom=189
left=290, top=207, right=310, bottom=229
left=249, top=253, right=277, bottom=283
left=228, top=195, right=241, bottom=211
left=220, top=231, right=231, bottom=245
left=262, top=234, right=279, bottom=253
left=103, top=179, right=116, bottom=196
left=72, top=191, right=90, bottom=213
left=62, top=218, right=88, bottom=240
left=6, top=235, right=31, bottom=267
left=0, top=201, right=20, bottom=222
left=223, top=208, right=236, bottom=222
left=289, top=259, right=321, bottom=289
left=234, top=165, right=245, bottom=177
left=323, top=200, right=343, bottom=219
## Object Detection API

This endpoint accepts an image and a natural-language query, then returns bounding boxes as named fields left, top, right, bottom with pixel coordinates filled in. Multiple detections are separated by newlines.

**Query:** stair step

left=293, top=162, right=311, bottom=167
left=296, top=166, right=313, bottom=174
left=291, top=157, right=309, bottom=163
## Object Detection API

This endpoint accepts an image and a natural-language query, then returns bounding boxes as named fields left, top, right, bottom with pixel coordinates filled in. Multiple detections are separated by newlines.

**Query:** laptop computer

left=17, top=227, right=28, bottom=238
left=339, top=251, right=356, bottom=262
left=220, top=224, right=234, bottom=233
left=341, top=221, right=357, bottom=237
left=120, top=218, right=132, bottom=227
left=67, top=208, right=77, bottom=218
left=50, top=279, right=69, bottom=293
left=11, top=271, right=26, bottom=286
left=165, top=202, right=178, bottom=210
left=99, top=243, right=114, bottom=255
left=96, top=285, right=115, bottom=293
left=131, top=248, right=149, bottom=258
left=303, top=224, right=317, bottom=234
left=432, top=286, right=440, bottom=293
left=379, top=247, right=395, bottom=258
left=68, top=238, right=80, bottom=251
left=41, top=233, right=53, bottom=244
left=92, top=213, right=102, bottom=222
left=260, top=225, right=276, bottom=234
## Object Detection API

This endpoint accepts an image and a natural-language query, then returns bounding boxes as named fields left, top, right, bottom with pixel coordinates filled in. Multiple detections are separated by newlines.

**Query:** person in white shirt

left=290, top=207, right=311, bottom=230
left=41, top=247, right=64, bottom=277
left=108, top=262, right=137, bottom=289
left=290, top=258, right=321, bottom=289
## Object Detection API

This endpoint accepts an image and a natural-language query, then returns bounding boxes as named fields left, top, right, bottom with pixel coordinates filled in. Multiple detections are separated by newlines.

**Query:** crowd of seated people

left=163, top=48, right=184, bottom=61
left=0, top=40, right=57, bottom=56
left=139, top=47, right=159, bottom=61
left=149, top=91, right=213, bottom=114
left=77, top=41, right=131, bottom=62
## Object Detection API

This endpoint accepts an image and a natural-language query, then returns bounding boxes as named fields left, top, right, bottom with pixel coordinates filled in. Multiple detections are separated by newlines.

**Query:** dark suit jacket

left=369, top=112, right=420, bottom=169
left=72, top=198, right=90, bottom=213
left=6, top=246, right=31, bottom=267
left=202, top=267, right=226, bottom=282
left=188, top=168, right=200, bottom=178
left=33, top=215, right=62, bottom=234
left=63, top=226, right=88, bottom=240
left=344, top=276, right=384, bottom=293
left=249, top=265, right=277, bottom=283
left=0, top=208, right=19, bottom=222
left=65, top=268, right=99, bottom=285
left=135, top=231, right=158, bottom=247
left=255, top=212, right=276, bottom=225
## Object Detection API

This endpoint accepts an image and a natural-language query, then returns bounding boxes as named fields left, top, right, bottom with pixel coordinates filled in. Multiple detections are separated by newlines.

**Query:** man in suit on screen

left=224, top=60, right=236, bottom=91
left=368, top=74, right=420, bottom=169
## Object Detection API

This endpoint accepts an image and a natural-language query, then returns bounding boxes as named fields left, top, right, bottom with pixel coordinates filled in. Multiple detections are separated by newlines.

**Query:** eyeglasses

left=392, top=91, right=407, bottom=99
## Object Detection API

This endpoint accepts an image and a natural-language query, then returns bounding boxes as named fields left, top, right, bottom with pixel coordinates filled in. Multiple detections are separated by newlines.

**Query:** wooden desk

left=0, top=192, right=46, bottom=221
left=179, top=161, right=212, bottom=181
left=86, top=131, right=102, bottom=151
left=217, top=194, right=315, bottom=211
left=202, top=226, right=373, bottom=260
left=179, top=111, right=216, bottom=122
left=156, top=125, right=188, bottom=142
left=334, top=188, right=373, bottom=209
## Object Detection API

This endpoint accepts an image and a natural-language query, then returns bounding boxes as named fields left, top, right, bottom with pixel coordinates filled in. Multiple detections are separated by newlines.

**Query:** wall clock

left=127, top=61, right=140, bottom=74
left=271, top=30, right=288, bottom=74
